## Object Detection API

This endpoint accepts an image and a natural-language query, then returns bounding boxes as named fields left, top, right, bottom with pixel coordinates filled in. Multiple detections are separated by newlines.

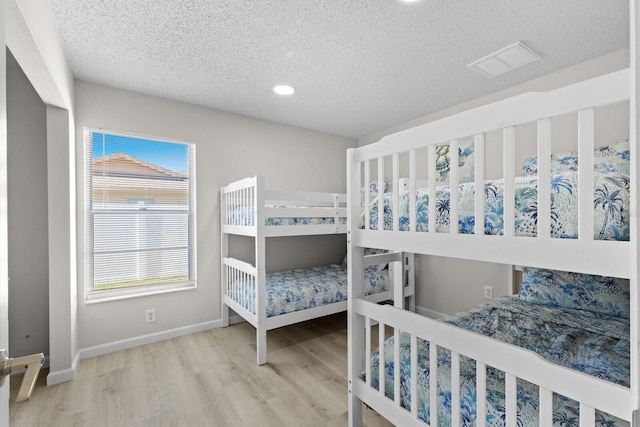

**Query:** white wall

left=359, top=50, right=631, bottom=315
left=74, top=81, right=356, bottom=349
left=6, top=0, right=77, bottom=384
left=7, top=50, right=49, bottom=359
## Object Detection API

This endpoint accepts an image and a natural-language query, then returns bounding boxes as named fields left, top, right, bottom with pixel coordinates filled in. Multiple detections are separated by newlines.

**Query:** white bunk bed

left=346, top=43, right=639, bottom=427
left=220, top=175, right=414, bottom=365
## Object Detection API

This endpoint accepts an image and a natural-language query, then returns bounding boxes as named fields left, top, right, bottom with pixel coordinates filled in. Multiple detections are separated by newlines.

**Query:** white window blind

left=85, top=128, right=195, bottom=300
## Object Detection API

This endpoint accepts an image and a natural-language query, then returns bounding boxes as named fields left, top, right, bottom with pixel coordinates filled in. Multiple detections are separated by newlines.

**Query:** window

left=84, top=128, right=196, bottom=301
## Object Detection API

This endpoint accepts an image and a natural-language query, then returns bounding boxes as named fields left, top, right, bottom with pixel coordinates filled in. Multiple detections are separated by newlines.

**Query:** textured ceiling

left=48, top=0, right=629, bottom=138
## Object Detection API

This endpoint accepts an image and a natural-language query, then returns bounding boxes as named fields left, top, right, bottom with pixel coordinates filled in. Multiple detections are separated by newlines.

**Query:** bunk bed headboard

left=347, top=68, right=631, bottom=279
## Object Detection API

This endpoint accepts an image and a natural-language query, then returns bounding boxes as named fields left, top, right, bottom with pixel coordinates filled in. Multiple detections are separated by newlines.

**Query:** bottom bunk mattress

left=370, top=296, right=629, bottom=426
left=235, top=264, right=388, bottom=317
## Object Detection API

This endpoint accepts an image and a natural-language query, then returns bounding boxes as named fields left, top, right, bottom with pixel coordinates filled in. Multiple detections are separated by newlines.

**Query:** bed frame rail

left=353, top=300, right=632, bottom=426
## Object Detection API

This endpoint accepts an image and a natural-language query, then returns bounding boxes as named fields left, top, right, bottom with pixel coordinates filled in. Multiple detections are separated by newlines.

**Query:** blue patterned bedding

left=229, top=205, right=346, bottom=227
left=365, top=139, right=630, bottom=240
left=235, top=264, right=388, bottom=317
left=370, top=297, right=629, bottom=426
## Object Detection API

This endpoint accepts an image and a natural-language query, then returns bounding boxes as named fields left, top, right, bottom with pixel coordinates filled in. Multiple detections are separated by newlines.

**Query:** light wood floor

left=9, top=313, right=393, bottom=427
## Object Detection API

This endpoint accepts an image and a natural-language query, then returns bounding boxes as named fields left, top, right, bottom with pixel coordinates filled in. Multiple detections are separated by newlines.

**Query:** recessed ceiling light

left=467, top=41, right=541, bottom=79
left=273, top=85, right=295, bottom=96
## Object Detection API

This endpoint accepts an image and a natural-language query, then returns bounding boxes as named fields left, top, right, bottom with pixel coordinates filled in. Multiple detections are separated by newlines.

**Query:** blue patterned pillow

left=522, top=152, right=578, bottom=177
left=362, top=177, right=388, bottom=199
left=522, top=139, right=629, bottom=177
left=435, top=136, right=475, bottom=183
left=594, top=138, right=630, bottom=174
left=518, top=267, right=629, bottom=318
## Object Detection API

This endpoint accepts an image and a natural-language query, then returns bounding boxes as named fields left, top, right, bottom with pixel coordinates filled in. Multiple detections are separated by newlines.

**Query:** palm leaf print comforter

left=364, top=170, right=629, bottom=241
left=235, top=265, right=388, bottom=317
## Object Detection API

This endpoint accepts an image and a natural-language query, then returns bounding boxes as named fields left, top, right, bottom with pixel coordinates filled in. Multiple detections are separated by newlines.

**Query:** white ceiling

left=47, top=0, right=629, bottom=139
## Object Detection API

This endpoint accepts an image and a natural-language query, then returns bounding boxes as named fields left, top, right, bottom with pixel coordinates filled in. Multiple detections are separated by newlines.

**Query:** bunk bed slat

left=505, top=372, right=517, bottom=427
left=450, top=351, right=461, bottom=427
left=366, top=317, right=372, bottom=387
left=537, top=118, right=552, bottom=239
left=378, top=157, right=385, bottom=232
left=477, top=361, right=487, bottom=427
left=540, top=387, right=553, bottom=427
left=394, top=328, right=401, bottom=406
left=364, top=160, right=371, bottom=230
left=379, top=322, right=386, bottom=397
left=393, top=153, right=400, bottom=232
left=474, top=134, right=486, bottom=236
left=428, top=145, right=437, bottom=233
left=429, top=342, right=437, bottom=426
left=580, top=403, right=596, bottom=427
left=578, top=108, right=595, bottom=240
left=503, top=126, right=516, bottom=237
left=409, top=149, right=417, bottom=232
left=410, top=334, right=418, bottom=418
left=333, top=193, right=340, bottom=230
left=449, top=139, right=460, bottom=235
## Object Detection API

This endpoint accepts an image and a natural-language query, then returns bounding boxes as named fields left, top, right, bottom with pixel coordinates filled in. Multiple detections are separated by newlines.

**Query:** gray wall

left=7, top=50, right=49, bottom=358
left=359, top=49, right=630, bottom=315
left=74, top=81, right=356, bottom=349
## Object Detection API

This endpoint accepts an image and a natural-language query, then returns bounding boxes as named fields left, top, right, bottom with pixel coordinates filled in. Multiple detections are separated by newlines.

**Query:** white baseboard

left=79, top=319, right=220, bottom=360
left=47, top=352, right=79, bottom=385
left=415, top=305, right=446, bottom=319
left=47, top=319, right=220, bottom=384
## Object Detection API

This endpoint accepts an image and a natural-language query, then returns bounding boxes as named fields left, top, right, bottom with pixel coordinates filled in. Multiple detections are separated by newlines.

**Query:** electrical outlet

left=145, top=308, right=156, bottom=323
left=483, top=286, right=494, bottom=299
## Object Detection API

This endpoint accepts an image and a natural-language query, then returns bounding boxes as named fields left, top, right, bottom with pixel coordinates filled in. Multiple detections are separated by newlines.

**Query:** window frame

left=84, top=127, right=197, bottom=303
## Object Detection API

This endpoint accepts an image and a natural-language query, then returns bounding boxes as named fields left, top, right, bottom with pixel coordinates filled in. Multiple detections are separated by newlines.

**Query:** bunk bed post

left=220, top=187, right=229, bottom=328
left=631, top=0, right=640, bottom=419
left=255, top=176, right=268, bottom=365
left=347, top=148, right=364, bottom=427
left=405, top=253, right=415, bottom=311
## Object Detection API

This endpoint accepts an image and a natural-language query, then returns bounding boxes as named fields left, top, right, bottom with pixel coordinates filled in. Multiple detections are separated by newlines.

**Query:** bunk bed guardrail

left=351, top=68, right=630, bottom=279
left=221, top=175, right=347, bottom=237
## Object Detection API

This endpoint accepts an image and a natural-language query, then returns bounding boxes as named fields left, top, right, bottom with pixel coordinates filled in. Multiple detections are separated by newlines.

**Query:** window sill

left=85, top=281, right=197, bottom=304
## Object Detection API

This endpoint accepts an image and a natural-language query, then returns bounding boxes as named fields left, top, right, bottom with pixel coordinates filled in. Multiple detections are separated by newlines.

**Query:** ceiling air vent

left=467, top=41, right=541, bottom=78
